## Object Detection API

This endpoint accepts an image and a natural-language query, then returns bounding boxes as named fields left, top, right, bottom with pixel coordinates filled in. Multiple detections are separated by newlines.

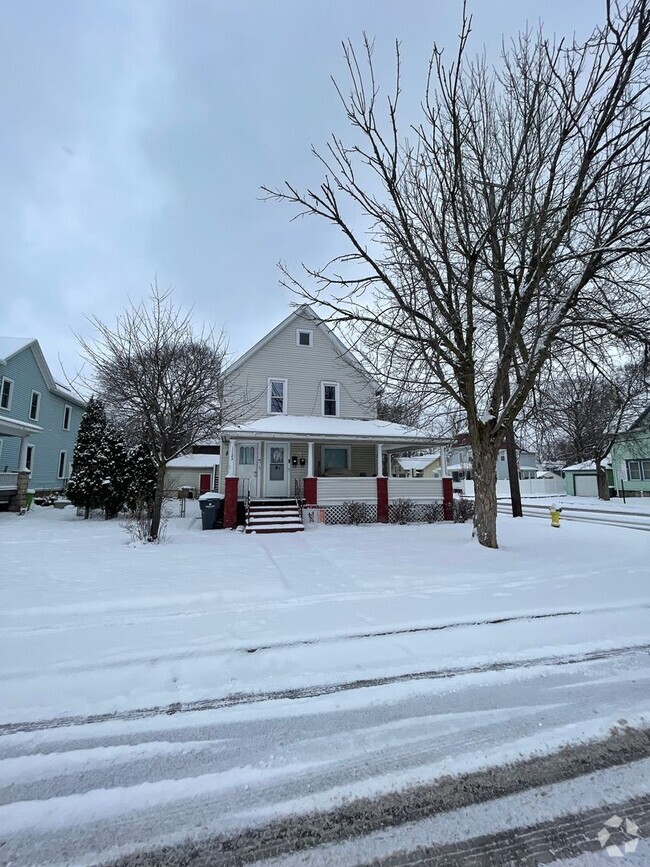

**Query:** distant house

left=0, top=338, right=85, bottom=507
left=611, top=406, right=650, bottom=498
left=392, top=452, right=441, bottom=478
left=447, top=433, right=537, bottom=485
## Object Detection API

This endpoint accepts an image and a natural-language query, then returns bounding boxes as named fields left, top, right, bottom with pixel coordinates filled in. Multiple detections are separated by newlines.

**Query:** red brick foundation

left=303, top=476, right=318, bottom=506
left=377, top=477, right=388, bottom=523
left=224, top=477, right=239, bottom=529
left=442, top=477, right=453, bottom=521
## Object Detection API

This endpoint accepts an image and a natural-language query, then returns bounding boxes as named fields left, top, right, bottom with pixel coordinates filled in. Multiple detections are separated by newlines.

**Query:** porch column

left=440, top=445, right=448, bottom=477
left=307, top=441, right=314, bottom=477
left=227, top=439, right=236, bottom=476
left=18, top=436, right=29, bottom=473
left=376, top=443, right=385, bottom=477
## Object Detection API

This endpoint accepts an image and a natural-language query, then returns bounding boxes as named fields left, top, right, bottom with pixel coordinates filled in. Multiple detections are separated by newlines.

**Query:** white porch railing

left=0, top=472, right=18, bottom=491
left=388, top=477, right=444, bottom=501
left=317, top=477, right=377, bottom=504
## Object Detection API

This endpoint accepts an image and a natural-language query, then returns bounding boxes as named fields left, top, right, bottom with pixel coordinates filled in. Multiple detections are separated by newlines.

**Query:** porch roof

left=222, top=415, right=445, bottom=446
left=0, top=415, right=43, bottom=438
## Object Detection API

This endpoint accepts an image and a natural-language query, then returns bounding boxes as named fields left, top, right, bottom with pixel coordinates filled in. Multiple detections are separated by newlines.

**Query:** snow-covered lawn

left=506, top=493, right=650, bottom=513
left=1, top=503, right=648, bottom=725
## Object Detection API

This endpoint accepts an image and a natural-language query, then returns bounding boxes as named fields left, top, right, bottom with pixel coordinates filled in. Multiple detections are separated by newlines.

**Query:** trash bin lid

left=198, top=492, right=225, bottom=501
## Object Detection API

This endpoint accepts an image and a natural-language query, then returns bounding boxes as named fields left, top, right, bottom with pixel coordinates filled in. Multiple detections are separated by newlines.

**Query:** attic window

left=296, top=329, right=313, bottom=347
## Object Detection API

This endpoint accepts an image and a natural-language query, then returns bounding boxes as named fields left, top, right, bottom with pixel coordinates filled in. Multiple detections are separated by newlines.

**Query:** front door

left=265, top=442, right=289, bottom=498
left=237, top=442, right=258, bottom=498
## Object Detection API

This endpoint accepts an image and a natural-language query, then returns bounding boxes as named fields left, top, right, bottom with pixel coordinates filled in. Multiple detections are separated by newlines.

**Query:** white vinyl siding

left=29, top=390, right=41, bottom=421
left=224, top=312, right=376, bottom=423
left=0, top=377, right=13, bottom=411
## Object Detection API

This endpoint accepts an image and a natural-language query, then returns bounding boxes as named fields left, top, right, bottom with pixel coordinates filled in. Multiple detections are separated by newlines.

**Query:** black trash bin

left=199, top=493, right=224, bottom=530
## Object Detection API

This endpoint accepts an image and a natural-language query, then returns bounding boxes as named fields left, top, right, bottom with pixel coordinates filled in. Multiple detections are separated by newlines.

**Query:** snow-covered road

left=1, top=505, right=648, bottom=864
left=1, top=648, right=648, bottom=866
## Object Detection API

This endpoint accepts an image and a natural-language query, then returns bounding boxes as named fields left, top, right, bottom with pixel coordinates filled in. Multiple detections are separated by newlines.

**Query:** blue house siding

left=0, top=344, right=84, bottom=491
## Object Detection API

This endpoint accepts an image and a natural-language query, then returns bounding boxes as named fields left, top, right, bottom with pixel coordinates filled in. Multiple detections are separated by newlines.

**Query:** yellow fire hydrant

left=549, top=504, right=562, bottom=528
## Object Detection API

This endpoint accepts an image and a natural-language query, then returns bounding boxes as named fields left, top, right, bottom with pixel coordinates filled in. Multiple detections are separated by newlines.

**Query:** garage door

left=574, top=474, right=598, bottom=496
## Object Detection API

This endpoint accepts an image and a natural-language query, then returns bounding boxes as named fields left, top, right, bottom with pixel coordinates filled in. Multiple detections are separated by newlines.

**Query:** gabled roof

left=222, top=305, right=380, bottom=388
left=0, top=337, right=86, bottom=407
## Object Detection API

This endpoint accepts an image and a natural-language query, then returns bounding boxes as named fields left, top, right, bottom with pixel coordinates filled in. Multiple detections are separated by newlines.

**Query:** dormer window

left=268, top=378, right=287, bottom=414
left=296, top=329, right=313, bottom=347
left=322, top=381, right=339, bottom=416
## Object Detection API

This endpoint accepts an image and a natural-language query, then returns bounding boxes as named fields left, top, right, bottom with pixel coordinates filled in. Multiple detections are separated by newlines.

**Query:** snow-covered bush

left=422, top=501, right=443, bottom=523
left=390, top=498, right=415, bottom=524
left=453, top=498, right=474, bottom=523
left=343, top=500, right=369, bottom=525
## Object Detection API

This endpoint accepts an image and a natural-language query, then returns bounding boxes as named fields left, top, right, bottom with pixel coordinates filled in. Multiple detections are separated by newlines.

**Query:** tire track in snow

left=2, top=642, right=648, bottom=736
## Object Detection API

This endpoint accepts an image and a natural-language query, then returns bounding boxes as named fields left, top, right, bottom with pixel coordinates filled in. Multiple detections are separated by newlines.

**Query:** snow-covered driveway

left=1, top=504, right=648, bottom=723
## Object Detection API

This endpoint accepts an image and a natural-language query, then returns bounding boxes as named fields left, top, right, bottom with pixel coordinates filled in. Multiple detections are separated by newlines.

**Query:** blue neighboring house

left=0, top=338, right=86, bottom=502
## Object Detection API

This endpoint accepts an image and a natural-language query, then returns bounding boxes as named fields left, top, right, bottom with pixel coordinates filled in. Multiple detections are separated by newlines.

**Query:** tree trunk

left=149, top=464, right=167, bottom=541
left=84, top=504, right=90, bottom=520
left=596, top=456, right=610, bottom=501
left=471, top=435, right=499, bottom=549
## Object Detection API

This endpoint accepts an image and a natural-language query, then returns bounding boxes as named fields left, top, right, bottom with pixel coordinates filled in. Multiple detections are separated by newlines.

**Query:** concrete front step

left=245, top=522, right=305, bottom=534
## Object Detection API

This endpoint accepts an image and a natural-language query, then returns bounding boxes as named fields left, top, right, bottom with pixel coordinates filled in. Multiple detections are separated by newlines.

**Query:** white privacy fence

left=388, top=478, right=444, bottom=501
left=0, top=472, right=18, bottom=490
left=317, top=477, right=377, bottom=504
left=458, top=478, right=565, bottom=497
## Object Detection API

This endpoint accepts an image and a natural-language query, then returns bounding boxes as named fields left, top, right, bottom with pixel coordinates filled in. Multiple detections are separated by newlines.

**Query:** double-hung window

left=0, top=377, right=13, bottom=411
left=268, top=378, right=287, bottom=414
left=29, top=390, right=41, bottom=421
left=322, top=382, right=339, bottom=416
left=627, top=459, right=650, bottom=481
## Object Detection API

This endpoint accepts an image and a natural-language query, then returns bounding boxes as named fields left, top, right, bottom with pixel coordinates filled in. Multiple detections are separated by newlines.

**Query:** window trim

left=321, top=381, right=340, bottom=417
left=296, top=328, right=313, bottom=347
left=63, top=404, right=72, bottom=430
left=0, top=377, right=13, bottom=411
left=267, top=377, right=288, bottom=415
left=25, top=444, right=34, bottom=474
left=322, top=444, right=351, bottom=472
left=29, top=390, right=41, bottom=421
left=627, top=458, right=650, bottom=481
left=58, top=450, right=67, bottom=480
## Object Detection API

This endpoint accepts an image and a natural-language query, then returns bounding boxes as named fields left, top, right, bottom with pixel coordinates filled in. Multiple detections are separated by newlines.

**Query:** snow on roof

left=563, top=456, right=612, bottom=472
left=396, top=453, right=440, bottom=471
left=0, top=337, right=36, bottom=363
left=446, top=462, right=472, bottom=471
left=222, top=415, right=440, bottom=443
left=167, top=454, right=220, bottom=469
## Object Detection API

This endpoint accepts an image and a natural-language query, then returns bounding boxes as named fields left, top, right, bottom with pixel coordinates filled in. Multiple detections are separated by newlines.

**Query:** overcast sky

left=1, top=0, right=600, bottom=382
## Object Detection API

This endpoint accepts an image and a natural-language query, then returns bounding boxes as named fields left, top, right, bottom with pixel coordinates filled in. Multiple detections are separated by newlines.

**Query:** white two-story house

left=217, top=306, right=451, bottom=529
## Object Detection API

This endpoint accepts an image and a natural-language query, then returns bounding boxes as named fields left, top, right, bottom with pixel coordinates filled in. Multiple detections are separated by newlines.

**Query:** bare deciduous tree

left=264, top=1, right=650, bottom=547
left=78, top=286, right=227, bottom=540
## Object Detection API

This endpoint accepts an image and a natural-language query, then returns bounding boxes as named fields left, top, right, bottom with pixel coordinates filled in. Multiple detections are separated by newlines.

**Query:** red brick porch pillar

left=303, top=477, right=318, bottom=506
left=224, top=477, right=239, bottom=529
left=377, top=476, right=388, bottom=523
left=442, top=477, right=453, bottom=521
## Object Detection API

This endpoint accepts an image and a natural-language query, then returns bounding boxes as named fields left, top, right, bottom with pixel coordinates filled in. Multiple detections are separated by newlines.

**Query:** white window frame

left=63, top=404, right=72, bottom=430
left=29, top=390, right=41, bottom=421
left=322, top=444, right=351, bottom=472
left=58, top=450, right=67, bottom=480
left=0, top=377, right=13, bottom=411
left=25, top=444, right=35, bottom=474
left=267, top=378, right=288, bottom=415
left=321, top=381, right=340, bottom=417
left=296, top=328, right=313, bottom=347
left=627, top=458, right=650, bottom=481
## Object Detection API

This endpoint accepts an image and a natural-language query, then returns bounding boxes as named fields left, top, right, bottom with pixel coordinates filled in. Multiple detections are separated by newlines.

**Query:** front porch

left=219, top=415, right=452, bottom=528
left=0, top=416, right=42, bottom=511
